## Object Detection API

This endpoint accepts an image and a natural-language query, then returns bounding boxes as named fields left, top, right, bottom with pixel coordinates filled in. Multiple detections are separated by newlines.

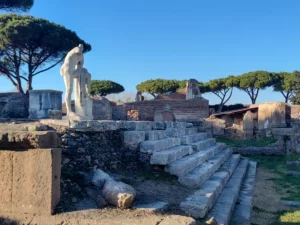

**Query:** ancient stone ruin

left=2, top=46, right=298, bottom=224
left=113, top=79, right=209, bottom=122
left=185, top=79, right=202, bottom=100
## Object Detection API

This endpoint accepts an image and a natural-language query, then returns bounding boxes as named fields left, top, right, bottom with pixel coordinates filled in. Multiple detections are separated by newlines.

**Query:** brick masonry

left=112, top=98, right=209, bottom=122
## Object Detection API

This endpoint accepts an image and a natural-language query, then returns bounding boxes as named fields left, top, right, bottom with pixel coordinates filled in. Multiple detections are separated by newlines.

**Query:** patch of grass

left=272, top=211, right=300, bottom=225
left=253, top=206, right=275, bottom=214
left=247, top=154, right=300, bottom=201
left=216, top=137, right=277, bottom=148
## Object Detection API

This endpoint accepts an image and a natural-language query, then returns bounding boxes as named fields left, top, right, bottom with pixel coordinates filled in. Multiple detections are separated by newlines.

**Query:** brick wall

left=112, top=97, right=209, bottom=122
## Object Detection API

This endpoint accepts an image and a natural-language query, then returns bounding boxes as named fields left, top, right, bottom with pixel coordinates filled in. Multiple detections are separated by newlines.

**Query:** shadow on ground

left=0, top=217, right=18, bottom=225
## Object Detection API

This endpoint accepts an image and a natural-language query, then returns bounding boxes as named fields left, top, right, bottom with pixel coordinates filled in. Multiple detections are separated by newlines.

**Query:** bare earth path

left=251, top=168, right=296, bottom=225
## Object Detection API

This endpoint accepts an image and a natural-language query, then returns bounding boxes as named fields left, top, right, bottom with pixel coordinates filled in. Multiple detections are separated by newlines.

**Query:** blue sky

left=0, top=0, right=299, bottom=104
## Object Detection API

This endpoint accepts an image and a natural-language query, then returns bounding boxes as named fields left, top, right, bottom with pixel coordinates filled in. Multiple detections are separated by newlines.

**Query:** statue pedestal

left=75, top=97, right=93, bottom=120
left=62, top=115, right=93, bottom=121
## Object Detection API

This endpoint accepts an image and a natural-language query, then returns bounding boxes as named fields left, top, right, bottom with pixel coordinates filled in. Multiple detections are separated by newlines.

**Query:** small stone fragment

left=134, top=201, right=169, bottom=212
left=206, top=217, right=218, bottom=225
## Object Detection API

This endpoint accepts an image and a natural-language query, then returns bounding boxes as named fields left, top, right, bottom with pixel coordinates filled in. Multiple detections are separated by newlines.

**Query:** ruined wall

left=258, top=102, right=291, bottom=129
left=93, top=98, right=112, bottom=120
left=291, top=105, right=300, bottom=119
left=0, top=93, right=28, bottom=118
left=112, top=98, right=209, bottom=122
left=29, top=90, right=62, bottom=119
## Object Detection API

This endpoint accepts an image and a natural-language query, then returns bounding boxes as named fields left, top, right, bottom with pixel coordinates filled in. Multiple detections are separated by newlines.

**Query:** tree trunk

left=16, top=78, right=24, bottom=94
left=217, top=103, right=223, bottom=113
left=26, top=74, right=33, bottom=93
left=283, top=91, right=290, bottom=103
left=285, top=96, right=288, bottom=103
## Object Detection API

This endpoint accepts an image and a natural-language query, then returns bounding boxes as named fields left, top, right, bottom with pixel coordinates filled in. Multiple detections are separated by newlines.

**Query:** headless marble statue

left=60, top=44, right=93, bottom=119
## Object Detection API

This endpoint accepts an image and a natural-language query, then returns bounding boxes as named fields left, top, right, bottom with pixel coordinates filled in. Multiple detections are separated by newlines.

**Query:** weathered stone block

left=124, top=131, right=146, bottom=149
left=0, top=131, right=61, bottom=149
left=140, top=138, right=181, bottom=153
left=165, top=128, right=186, bottom=137
left=29, top=90, right=62, bottom=119
left=152, top=122, right=166, bottom=130
left=0, top=151, right=13, bottom=212
left=145, top=130, right=167, bottom=141
left=134, top=121, right=153, bottom=131
left=134, top=201, right=169, bottom=213
left=165, top=143, right=225, bottom=177
left=178, top=149, right=232, bottom=188
left=150, top=145, right=193, bottom=165
left=181, top=133, right=207, bottom=145
left=258, top=102, right=290, bottom=129
left=185, top=128, right=198, bottom=135
left=191, top=138, right=216, bottom=151
left=271, top=128, right=295, bottom=136
left=11, top=148, right=61, bottom=215
left=243, top=110, right=256, bottom=131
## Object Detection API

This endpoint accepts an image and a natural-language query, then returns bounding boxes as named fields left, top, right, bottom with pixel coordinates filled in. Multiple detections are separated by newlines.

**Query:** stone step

left=123, top=131, right=146, bottom=149
left=181, top=133, right=208, bottom=145
left=185, top=128, right=198, bottom=135
left=0, top=131, right=61, bottom=149
left=145, top=130, right=167, bottom=141
left=140, top=138, right=181, bottom=154
left=230, top=161, right=257, bottom=225
left=178, top=148, right=232, bottom=188
left=165, top=143, right=226, bottom=177
left=165, top=128, right=186, bottom=138
left=150, top=145, right=193, bottom=165
left=206, top=159, right=249, bottom=225
left=180, top=154, right=241, bottom=218
left=191, top=138, right=216, bottom=151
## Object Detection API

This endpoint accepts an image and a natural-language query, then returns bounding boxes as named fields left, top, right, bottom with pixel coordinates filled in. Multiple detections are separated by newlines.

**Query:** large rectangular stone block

left=0, top=151, right=13, bottom=212
left=0, top=148, right=62, bottom=215
left=258, top=102, right=290, bottom=129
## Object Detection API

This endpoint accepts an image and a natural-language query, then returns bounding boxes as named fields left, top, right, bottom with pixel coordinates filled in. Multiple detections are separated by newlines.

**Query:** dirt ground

left=2, top=164, right=299, bottom=225
left=251, top=168, right=298, bottom=225
left=0, top=166, right=200, bottom=225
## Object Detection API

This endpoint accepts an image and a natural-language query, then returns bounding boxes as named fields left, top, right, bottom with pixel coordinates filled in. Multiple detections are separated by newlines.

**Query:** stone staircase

left=126, top=122, right=257, bottom=225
